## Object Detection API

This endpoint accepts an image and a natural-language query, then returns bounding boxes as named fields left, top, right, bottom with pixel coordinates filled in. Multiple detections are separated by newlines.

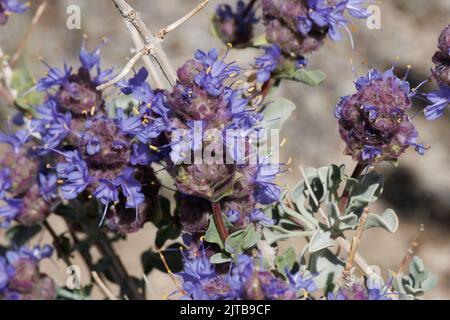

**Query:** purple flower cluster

left=159, top=48, right=280, bottom=233
left=328, top=277, right=391, bottom=300
left=30, top=42, right=161, bottom=234
left=424, top=24, right=450, bottom=120
left=0, top=0, right=27, bottom=25
left=177, top=247, right=315, bottom=300
left=0, top=130, right=56, bottom=228
left=0, top=245, right=56, bottom=300
left=261, top=0, right=372, bottom=56
left=213, top=0, right=259, bottom=48
left=335, top=68, right=426, bottom=165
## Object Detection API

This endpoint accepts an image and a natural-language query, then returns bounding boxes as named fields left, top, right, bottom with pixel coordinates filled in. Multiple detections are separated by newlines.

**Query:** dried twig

left=96, top=48, right=147, bottom=90
left=125, top=20, right=165, bottom=89
left=343, top=208, right=369, bottom=279
left=10, top=1, right=48, bottom=68
left=91, top=271, right=119, bottom=300
left=99, top=0, right=211, bottom=91
left=156, top=0, right=210, bottom=39
left=397, top=224, right=425, bottom=275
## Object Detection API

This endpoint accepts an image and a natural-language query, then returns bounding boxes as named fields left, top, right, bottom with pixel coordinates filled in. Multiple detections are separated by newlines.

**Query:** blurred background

left=0, top=0, right=449, bottom=299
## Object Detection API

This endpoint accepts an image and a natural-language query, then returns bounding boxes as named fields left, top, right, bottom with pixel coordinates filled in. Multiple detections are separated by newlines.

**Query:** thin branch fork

left=156, top=0, right=210, bottom=39
left=397, top=224, right=425, bottom=275
left=99, top=0, right=210, bottom=91
left=343, top=208, right=370, bottom=276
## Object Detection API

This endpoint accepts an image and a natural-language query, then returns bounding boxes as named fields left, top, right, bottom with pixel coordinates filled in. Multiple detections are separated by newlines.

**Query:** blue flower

left=424, top=85, right=450, bottom=120
left=56, top=150, right=92, bottom=200
left=115, top=167, right=144, bottom=209
left=0, top=256, right=15, bottom=291
left=38, top=173, right=58, bottom=201
left=0, top=129, right=30, bottom=153
left=253, top=160, right=281, bottom=205
left=35, top=63, right=72, bottom=92
left=226, top=209, right=240, bottom=224
left=250, top=208, right=275, bottom=225
left=285, top=268, right=317, bottom=294
left=118, top=67, right=154, bottom=102
left=0, top=0, right=28, bottom=14
left=0, top=168, right=11, bottom=199
left=82, top=132, right=101, bottom=155
left=130, top=143, right=158, bottom=166
left=0, top=198, right=22, bottom=228
left=93, top=179, right=119, bottom=206
left=79, top=39, right=103, bottom=71
left=194, top=48, right=240, bottom=96
left=254, top=45, right=281, bottom=84
left=361, top=145, right=382, bottom=162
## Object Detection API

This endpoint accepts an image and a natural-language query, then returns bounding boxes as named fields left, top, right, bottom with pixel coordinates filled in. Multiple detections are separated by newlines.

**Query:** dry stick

left=212, top=202, right=229, bottom=245
left=100, top=0, right=211, bottom=90
left=343, top=207, right=370, bottom=285
left=299, top=166, right=372, bottom=276
left=10, top=1, right=48, bottom=68
left=125, top=20, right=165, bottom=89
left=156, top=0, right=210, bottom=40
left=397, top=224, right=425, bottom=275
left=96, top=48, right=147, bottom=90
left=91, top=271, right=119, bottom=300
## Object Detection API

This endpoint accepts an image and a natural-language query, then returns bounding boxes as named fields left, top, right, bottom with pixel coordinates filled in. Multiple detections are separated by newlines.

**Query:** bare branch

left=343, top=208, right=369, bottom=276
left=125, top=20, right=166, bottom=89
left=96, top=48, right=147, bottom=91
left=91, top=271, right=119, bottom=300
left=10, top=1, right=48, bottom=68
left=111, top=0, right=177, bottom=86
left=156, top=0, right=210, bottom=39
left=397, top=224, right=425, bottom=275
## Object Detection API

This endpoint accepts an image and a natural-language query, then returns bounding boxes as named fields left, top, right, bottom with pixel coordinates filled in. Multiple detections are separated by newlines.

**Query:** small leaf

left=275, top=247, right=296, bottom=275
left=286, top=69, right=326, bottom=86
left=210, top=253, right=232, bottom=264
left=11, top=68, right=44, bottom=113
left=308, top=230, right=333, bottom=253
left=347, top=172, right=384, bottom=210
left=241, top=224, right=261, bottom=251
left=260, top=97, right=296, bottom=132
left=205, top=215, right=232, bottom=250
left=309, top=249, right=345, bottom=289
left=365, top=209, right=399, bottom=233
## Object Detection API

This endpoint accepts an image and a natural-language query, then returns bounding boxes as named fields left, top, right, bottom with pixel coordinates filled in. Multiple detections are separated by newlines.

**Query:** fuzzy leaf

left=289, top=69, right=326, bottom=86
left=275, top=247, right=296, bottom=275
left=365, top=209, right=399, bottom=233
left=308, top=230, right=333, bottom=253
left=210, top=253, right=232, bottom=264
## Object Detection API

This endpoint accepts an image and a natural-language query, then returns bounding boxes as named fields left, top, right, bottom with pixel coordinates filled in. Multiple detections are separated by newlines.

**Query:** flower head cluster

left=335, top=68, right=426, bottom=165
left=0, top=0, right=27, bottom=25
left=177, top=247, right=316, bottom=300
left=261, top=0, right=372, bottom=56
left=0, top=245, right=56, bottom=300
left=0, top=130, right=56, bottom=228
left=159, top=48, right=280, bottom=233
left=30, top=42, right=161, bottom=234
left=213, top=0, right=259, bottom=48
left=424, top=24, right=450, bottom=120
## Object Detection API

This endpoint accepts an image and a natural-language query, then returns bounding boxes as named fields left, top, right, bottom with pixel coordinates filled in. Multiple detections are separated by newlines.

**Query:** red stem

left=338, top=162, right=366, bottom=213
left=211, top=202, right=229, bottom=244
